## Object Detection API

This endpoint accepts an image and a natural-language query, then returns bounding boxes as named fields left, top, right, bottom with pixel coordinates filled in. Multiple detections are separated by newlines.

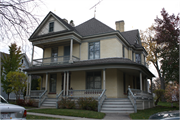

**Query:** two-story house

left=24, top=12, right=154, bottom=113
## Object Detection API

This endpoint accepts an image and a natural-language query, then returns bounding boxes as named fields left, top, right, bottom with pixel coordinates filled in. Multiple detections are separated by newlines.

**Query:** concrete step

left=103, top=101, right=132, bottom=105
left=102, top=105, right=133, bottom=108
left=41, top=103, right=56, bottom=107
left=101, top=107, right=134, bottom=111
left=100, top=110, right=134, bottom=114
left=43, top=101, right=56, bottom=104
left=45, top=99, right=57, bottom=102
left=105, top=99, right=130, bottom=102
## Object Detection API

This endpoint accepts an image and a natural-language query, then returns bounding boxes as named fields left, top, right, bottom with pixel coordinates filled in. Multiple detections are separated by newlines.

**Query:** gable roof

left=29, top=11, right=80, bottom=40
left=121, top=30, right=142, bottom=48
left=75, top=18, right=115, bottom=37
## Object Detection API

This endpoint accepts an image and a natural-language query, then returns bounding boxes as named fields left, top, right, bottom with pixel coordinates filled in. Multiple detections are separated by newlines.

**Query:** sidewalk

left=27, top=112, right=131, bottom=120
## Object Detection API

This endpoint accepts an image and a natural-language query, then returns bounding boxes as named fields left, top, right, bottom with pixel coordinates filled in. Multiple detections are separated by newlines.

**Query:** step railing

left=98, top=89, right=106, bottom=112
left=38, top=90, right=47, bottom=108
left=128, top=86, right=137, bottom=113
left=30, top=90, right=45, bottom=98
left=68, top=89, right=103, bottom=98
left=56, top=90, right=64, bottom=108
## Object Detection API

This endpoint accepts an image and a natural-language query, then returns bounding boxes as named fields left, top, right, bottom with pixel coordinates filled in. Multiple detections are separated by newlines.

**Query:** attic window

left=49, top=22, right=54, bottom=32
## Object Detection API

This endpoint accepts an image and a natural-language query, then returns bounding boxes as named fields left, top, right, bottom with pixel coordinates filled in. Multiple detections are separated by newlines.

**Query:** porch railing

left=131, top=89, right=153, bottom=100
left=98, top=89, right=106, bottom=112
left=38, top=90, right=47, bottom=108
left=30, top=90, right=45, bottom=98
left=68, top=89, right=103, bottom=98
left=32, top=55, right=80, bottom=67
left=56, top=90, right=64, bottom=108
left=128, top=86, right=137, bottom=113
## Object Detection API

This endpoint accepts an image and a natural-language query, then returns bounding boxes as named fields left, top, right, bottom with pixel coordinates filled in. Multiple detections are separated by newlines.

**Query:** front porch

left=25, top=68, right=154, bottom=112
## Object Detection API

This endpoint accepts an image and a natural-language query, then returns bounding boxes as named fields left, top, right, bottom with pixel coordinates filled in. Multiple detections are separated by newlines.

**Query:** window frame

left=49, top=22, right=54, bottom=32
left=86, top=71, right=101, bottom=89
left=51, top=47, right=58, bottom=63
left=49, top=74, right=57, bottom=93
left=135, top=53, right=141, bottom=64
left=88, top=41, right=100, bottom=60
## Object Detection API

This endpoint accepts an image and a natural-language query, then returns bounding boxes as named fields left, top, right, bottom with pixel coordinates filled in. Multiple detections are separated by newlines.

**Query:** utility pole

left=90, top=0, right=103, bottom=18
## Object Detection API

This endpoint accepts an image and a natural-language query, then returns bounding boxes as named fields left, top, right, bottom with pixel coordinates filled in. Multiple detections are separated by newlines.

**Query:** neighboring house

left=24, top=11, right=155, bottom=113
left=0, top=52, right=30, bottom=100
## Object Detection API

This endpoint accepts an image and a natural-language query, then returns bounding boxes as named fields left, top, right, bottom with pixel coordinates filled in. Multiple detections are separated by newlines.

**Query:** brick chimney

left=115, top=20, right=124, bottom=32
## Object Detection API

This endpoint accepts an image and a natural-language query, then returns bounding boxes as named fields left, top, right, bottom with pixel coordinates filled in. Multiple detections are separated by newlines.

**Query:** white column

left=28, top=75, right=32, bottom=96
left=66, top=71, right=69, bottom=96
left=140, top=72, right=142, bottom=91
left=31, top=45, right=34, bottom=66
left=69, top=39, right=73, bottom=63
left=46, top=73, right=48, bottom=91
left=26, top=75, right=29, bottom=96
left=150, top=78, right=153, bottom=94
left=63, top=72, right=66, bottom=95
left=103, top=69, right=106, bottom=90
left=41, top=76, right=43, bottom=90
left=144, top=79, right=146, bottom=92
left=147, top=79, right=149, bottom=92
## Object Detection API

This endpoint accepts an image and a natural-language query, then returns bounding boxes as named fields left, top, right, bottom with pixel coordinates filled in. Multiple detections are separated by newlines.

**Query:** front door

left=64, top=46, right=70, bottom=62
left=50, top=74, right=57, bottom=93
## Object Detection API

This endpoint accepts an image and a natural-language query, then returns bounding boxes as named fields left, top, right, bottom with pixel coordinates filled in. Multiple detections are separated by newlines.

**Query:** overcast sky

left=0, top=0, right=180, bottom=77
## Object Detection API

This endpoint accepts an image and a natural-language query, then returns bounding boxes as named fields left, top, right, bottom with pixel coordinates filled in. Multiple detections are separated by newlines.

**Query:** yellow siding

left=124, top=47, right=128, bottom=58
left=58, top=46, right=64, bottom=56
left=106, top=69, right=118, bottom=98
left=56, top=73, right=62, bottom=94
left=73, top=44, right=80, bottom=58
left=129, top=49, right=132, bottom=60
left=71, top=71, right=86, bottom=90
left=44, top=48, right=51, bottom=58
left=100, top=38, right=122, bottom=58
left=81, top=42, right=88, bottom=60
left=117, top=70, right=126, bottom=98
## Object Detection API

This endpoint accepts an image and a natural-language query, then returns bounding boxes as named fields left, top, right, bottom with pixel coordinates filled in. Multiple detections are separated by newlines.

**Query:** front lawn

left=130, top=102, right=179, bottom=119
left=26, top=115, right=60, bottom=119
left=27, top=109, right=105, bottom=119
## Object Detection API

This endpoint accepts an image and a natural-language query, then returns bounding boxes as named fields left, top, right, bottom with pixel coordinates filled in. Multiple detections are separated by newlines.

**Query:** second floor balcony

left=32, top=55, right=80, bottom=67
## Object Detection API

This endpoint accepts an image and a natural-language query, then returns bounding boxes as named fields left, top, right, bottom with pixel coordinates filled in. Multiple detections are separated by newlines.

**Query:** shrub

left=26, top=99, right=35, bottom=107
left=154, top=89, right=165, bottom=105
left=58, top=98, right=75, bottom=109
left=16, top=99, right=26, bottom=106
left=77, top=97, right=98, bottom=111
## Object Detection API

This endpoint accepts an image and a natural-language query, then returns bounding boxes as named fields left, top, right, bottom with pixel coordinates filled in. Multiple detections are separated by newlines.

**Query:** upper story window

left=49, top=22, right=54, bottom=32
left=122, top=46, right=125, bottom=58
left=51, top=47, right=58, bottom=62
left=89, top=42, right=100, bottom=60
left=135, top=53, right=141, bottom=64
left=132, top=51, right=134, bottom=61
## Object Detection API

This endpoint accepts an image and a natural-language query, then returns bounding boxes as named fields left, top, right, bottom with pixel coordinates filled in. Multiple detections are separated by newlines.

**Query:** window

left=22, top=59, right=24, bottom=64
left=89, top=42, right=100, bottom=59
left=123, top=46, right=125, bottom=58
left=132, top=51, right=134, bottom=61
left=51, top=47, right=58, bottom=63
left=50, top=74, right=57, bottom=93
left=86, top=71, right=101, bottom=89
left=135, top=53, right=141, bottom=63
left=49, top=22, right=54, bottom=32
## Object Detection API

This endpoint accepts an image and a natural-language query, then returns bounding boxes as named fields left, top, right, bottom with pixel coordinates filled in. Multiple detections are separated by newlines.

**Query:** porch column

left=41, top=76, right=43, bottom=90
left=69, top=39, right=73, bottom=63
left=28, top=74, right=32, bottom=96
left=103, top=69, right=106, bottom=90
left=31, top=45, right=34, bottom=66
left=66, top=71, right=69, bottom=96
left=26, top=74, right=29, bottom=96
left=150, top=78, right=153, bottom=94
left=46, top=73, right=48, bottom=91
left=144, top=79, right=146, bottom=92
left=147, top=79, right=149, bottom=92
left=140, top=72, right=142, bottom=91
left=63, top=72, right=66, bottom=95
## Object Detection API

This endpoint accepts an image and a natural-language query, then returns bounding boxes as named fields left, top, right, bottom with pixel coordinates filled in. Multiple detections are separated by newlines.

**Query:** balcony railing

left=32, top=55, right=80, bottom=67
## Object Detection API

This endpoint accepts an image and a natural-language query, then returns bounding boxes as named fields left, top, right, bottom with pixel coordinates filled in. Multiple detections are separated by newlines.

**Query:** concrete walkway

left=27, top=112, right=131, bottom=120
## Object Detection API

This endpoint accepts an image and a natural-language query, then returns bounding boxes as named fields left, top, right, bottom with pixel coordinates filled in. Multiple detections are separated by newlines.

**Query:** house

left=24, top=11, right=155, bottom=113
left=0, top=52, right=30, bottom=100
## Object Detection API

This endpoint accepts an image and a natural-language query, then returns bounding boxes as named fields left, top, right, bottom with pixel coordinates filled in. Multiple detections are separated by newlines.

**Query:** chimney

left=115, top=20, right=124, bottom=32
left=70, top=20, right=75, bottom=27
left=63, top=18, right=68, bottom=23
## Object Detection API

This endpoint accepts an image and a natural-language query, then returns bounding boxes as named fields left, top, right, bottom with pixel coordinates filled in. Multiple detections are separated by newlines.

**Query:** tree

left=153, top=8, right=180, bottom=84
left=0, top=0, right=41, bottom=52
left=1, top=43, right=22, bottom=101
left=140, top=25, right=165, bottom=89
left=6, top=71, right=27, bottom=100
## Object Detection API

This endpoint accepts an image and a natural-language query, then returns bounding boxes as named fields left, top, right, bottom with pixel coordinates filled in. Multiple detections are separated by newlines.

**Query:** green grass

left=130, top=102, right=179, bottom=119
left=158, top=101, right=179, bottom=107
left=27, top=109, right=105, bottom=119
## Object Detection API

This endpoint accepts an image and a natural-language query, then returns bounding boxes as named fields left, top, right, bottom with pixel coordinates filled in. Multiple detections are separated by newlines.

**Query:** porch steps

left=100, top=98, right=134, bottom=113
left=40, top=98, right=56, bottom=108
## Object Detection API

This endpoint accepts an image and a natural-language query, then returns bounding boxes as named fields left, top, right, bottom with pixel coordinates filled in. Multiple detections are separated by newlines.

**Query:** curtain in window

left=89, top=42, right=100, bottom=59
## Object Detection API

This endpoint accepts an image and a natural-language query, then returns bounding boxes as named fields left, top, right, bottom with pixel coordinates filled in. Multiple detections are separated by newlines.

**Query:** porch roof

left=24, top=58, right=154, bottom=77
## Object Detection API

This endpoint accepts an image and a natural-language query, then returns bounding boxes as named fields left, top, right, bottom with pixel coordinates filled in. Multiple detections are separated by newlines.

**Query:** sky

left=0, top=0, right=180, bottom=78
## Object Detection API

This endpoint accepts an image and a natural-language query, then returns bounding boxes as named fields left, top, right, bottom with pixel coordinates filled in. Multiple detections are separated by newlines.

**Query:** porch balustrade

left=32, top=55, right=80, bottom=67
left=30, top=90, right=45, bottom=98
left=131, top=89, right=153, bottom=100
left=68, top=89, right=103, bottom=98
